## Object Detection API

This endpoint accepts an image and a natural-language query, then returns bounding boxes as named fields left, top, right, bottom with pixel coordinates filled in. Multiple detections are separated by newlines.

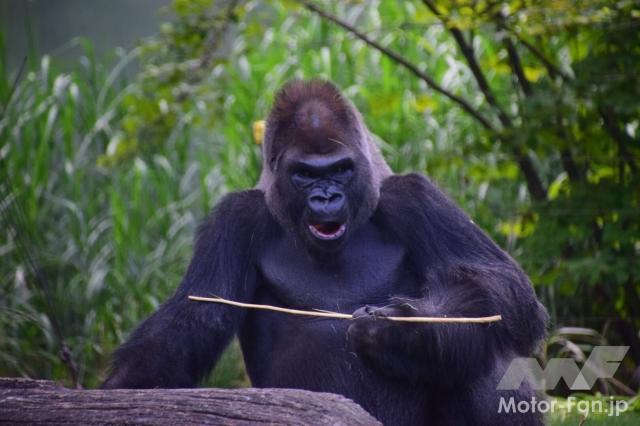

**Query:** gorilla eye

left=291, top=169, right=316, bottom=187
left=293, top=169, right=316, bottom=180
left=298, top=170, right=314, bottom=178
left=333, top=163, right=354, bottom=179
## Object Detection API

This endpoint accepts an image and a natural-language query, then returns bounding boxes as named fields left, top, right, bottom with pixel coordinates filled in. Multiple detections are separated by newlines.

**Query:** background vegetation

left=1, top=0, right=639, bottom=422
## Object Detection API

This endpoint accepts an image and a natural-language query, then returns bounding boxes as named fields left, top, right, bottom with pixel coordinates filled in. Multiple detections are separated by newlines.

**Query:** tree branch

left=422, top=0, right=512, bottom=128
left=514, top=154, right=548, bottom=201
left=502, top=29, right=583, bottom=182
left=297, top=0, right=495, bottom=131
left=599, top=107, right=638, bottom=173
left=500, top=26, right=571, bottom=82
left=199, top=0, right=241, bottom=69
left=498, top=18, right=636, bottom=178
left=503, top=37, right=532, bottom=96
left=422, top=0, right=547, bottom=200
left=555, top=113, right=584, bottom=182
left=560, top=149, right=582, bottom=181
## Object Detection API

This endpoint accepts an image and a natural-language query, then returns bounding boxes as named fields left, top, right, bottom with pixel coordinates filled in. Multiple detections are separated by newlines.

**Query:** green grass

left=0, top=39, right=232, bottom=387
left=548, top=396, right=640, bottom=425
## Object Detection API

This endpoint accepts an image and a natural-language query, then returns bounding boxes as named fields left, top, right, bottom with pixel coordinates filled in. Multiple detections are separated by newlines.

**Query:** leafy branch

left=296, top=0, right=495, bottom=131
left=497, top=15, right=583, bottom=182
left=497, top=15, right=638, bottom=175
left=420, top=0, right=547, bottom=201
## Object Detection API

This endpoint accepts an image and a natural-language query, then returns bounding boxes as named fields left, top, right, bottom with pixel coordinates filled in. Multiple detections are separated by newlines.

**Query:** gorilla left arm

left=348, top=174, right=548, bottom=385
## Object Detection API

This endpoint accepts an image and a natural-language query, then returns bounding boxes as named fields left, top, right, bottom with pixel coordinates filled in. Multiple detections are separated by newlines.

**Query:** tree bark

left=0, top=378, right=381, bottom=425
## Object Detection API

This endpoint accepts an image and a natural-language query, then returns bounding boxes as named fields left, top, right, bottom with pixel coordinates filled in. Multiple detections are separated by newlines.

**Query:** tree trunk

left=0, top=378, right=380, bottom=425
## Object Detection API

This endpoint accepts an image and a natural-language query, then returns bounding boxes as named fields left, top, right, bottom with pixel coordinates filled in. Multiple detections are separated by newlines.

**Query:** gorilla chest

left=257, top=225, right=418, bottom=312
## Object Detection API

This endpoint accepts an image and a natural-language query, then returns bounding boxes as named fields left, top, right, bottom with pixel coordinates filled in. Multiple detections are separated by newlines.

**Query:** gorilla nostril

left=308, top=190, right=344, bottom=215
left=310, top=195, right=328, bottom=205
left=328, top=194, right=345, bottom=213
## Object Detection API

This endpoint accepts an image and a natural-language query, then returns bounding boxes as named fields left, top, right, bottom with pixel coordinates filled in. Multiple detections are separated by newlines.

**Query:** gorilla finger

left=352, top=304, right=380, bottom=318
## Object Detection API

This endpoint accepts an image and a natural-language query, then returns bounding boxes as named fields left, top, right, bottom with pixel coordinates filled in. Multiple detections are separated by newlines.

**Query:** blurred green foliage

left=549, top=394, right=640, bottom=425
left=1, top=0, right=638, bottom=403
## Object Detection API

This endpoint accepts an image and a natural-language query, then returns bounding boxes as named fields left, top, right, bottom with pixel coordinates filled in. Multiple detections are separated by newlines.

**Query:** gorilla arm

left=347, top=174, right=548, bottom=386
left=102, top=190, right=268, bottom=389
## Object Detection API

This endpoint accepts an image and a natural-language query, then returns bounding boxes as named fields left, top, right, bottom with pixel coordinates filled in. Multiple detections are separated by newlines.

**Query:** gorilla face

left=289, top=153, right=353, bottom=241
left=281, top=147, right=364, bottom=253
left=267, top=111, right=378, bottom=254
left=261, top=80, right=382, bottom=257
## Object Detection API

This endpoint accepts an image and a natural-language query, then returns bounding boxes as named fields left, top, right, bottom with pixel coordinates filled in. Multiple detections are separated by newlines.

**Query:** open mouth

left=308, top=222, right=347, bottom=240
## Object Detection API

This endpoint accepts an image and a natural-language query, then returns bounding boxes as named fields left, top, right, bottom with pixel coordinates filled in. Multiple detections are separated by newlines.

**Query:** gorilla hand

left=346, top=299, right=427, bottom=381
left=348, top=299, right=419, bottom=344
left=346, top=290, right=499, bottom=386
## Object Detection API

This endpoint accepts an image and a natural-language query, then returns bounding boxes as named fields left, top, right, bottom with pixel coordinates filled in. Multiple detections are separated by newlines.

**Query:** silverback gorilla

left=103, top=80, right=549, bottom=425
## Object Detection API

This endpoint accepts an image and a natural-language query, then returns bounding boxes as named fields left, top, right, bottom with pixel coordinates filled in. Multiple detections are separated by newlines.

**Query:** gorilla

left=103, top=80, right=548, bottom=425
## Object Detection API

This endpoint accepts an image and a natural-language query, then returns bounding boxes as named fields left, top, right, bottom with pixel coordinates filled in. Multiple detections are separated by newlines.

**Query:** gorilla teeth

left=309, top=222, right=346, bottom=240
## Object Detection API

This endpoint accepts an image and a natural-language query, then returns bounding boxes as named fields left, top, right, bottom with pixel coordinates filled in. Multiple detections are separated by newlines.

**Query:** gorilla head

left=257, top=80, right=392, bottom=255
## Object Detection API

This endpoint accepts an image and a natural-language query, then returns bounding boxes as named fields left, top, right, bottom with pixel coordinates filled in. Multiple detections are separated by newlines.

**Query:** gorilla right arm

left=102, top=190, right=268, bottom=389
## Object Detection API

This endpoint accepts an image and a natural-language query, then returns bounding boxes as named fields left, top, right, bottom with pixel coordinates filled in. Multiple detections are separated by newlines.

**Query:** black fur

left=102, top=191, right=269, bottom=388
left=103, top=80, right=549, bottom=426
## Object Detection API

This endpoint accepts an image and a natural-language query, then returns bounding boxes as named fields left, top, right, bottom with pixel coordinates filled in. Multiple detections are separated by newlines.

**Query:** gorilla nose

left=308, top=191, right=345, bottom=216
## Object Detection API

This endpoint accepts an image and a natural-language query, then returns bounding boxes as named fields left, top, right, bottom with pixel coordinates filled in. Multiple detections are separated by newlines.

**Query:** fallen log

left=0, top=378, right=380, bottom=425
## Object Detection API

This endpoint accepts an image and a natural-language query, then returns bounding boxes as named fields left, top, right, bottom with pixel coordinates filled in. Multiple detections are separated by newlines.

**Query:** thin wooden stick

left=188, top=295, right=502, bottom=324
